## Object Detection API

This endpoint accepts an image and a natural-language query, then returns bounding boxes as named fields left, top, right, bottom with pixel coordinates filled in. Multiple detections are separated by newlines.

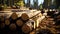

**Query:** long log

left=22, top=19, right=35, bottom=33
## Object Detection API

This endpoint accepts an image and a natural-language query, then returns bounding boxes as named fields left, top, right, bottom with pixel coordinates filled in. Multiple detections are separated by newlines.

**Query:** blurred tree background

left=39, top=4, right=43, bottom=9
left=0, top=0, right=60, bottom=9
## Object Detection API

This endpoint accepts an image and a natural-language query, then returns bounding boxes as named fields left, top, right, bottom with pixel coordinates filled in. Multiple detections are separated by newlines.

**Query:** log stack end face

left=10, top=12, right=18, bottom=20
left=16, top=19, right=23, bottom=26
left=21, top=13, right=29, bottom=21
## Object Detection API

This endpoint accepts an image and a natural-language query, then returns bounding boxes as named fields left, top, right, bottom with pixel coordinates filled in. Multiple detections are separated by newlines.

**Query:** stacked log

left=6, top=12, right=18, bottom=31
left=22, top=19, right=35, bottom=33
left=10, top=12, right=18, bottom=20
left=9, top=23, right=16, bottom=31
left=5, top=18, right=10, bottom=26
left=9, top=12, right=18, bottom=24
left=15, top=13, right=30, bottom=31
left=0, top=11, right=58, bottom=34
left=21, top=13, right=29, bottom=21
left=22, top=24, right=31, bottom=33
left=16, top=19, right=23, bottom=27
left=0, top=13, right=18, bottom=31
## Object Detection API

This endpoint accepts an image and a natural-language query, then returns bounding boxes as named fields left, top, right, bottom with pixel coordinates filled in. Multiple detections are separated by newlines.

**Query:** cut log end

left=21, top=13, right=29, bottom=21
left=9, top=23, right=16, bottom=30
left=16, top=19, right=23, bottom=26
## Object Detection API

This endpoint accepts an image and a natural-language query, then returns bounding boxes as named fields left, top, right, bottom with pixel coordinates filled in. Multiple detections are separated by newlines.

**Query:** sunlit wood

left=21, top=13, right=29, bottom=20
left=10, top=12, right=18, bottom=20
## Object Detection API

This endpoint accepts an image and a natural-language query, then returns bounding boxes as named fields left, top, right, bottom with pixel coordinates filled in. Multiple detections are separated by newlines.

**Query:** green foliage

left=16, top=0, right=24, bottom=7
left=40, top=4, right=43, bottom=9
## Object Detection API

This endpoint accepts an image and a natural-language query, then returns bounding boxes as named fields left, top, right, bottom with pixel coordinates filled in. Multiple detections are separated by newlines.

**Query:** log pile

left=0, top=13, right=30, bottom=32
left=0, top=12, right=58, bottom=34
